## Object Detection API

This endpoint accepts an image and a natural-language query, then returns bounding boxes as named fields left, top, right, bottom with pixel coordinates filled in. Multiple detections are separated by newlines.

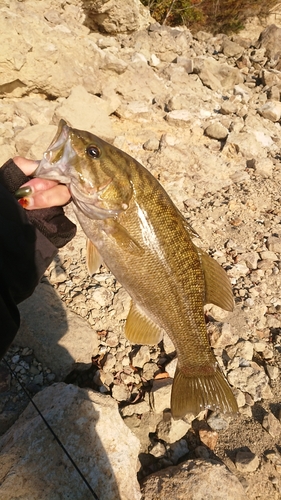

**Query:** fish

left=35, top=119, right=238, bottom=419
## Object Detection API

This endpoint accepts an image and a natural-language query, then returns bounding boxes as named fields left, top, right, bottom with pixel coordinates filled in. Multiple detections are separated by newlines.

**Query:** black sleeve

left=0, top=159, right=76, bottom=359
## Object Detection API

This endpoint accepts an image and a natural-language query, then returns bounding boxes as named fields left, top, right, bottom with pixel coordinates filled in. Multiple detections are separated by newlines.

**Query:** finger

left=13, top=156, right=39, bottom=176
left=19, top=184, right=71, bottom=210
left=20, top=178, right=60, bottom=193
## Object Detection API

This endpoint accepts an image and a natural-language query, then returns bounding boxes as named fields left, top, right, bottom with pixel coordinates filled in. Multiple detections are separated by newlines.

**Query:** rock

left=208, top=322, right=239, bottom=349
left=169, top=438, right=189, bottom=464
left=258, top=101, right=281, bottom=122
left=17, top=282, right=100, bottom=379
left=238, top=252, right=259, bottom=270
left=205, top=122, right=229, bottom=140
left=260, top=250, right=278, bottom=261
left=233, top=83, right=251, bottom=103
left=132, top=346, right=151, bottom=368
left=83, top=0, right=151, bottom=34
left=233, top=339, right=254, bottom=363
left=0, top=144, right=17, bottom=166
left=226, top=131, right=268, bottom=159
left=266, top=364, right=279, bottom=380
left=266, top=236, right=281, bottom=252
left=227, top=365, right=271, bottom=402
left=193, top=57, right=243, bottom=91
left=90, top=286, right=114, bottom=308
left=143, top=137, right=160, bottom=151
left=141, top=459, right=245, bottom=499
left=151, top=378, right=173, bottom=413
left=220, top=100, right=239, bottom=115
left=165, top=109, right=192, bottom=126
left=162, top=331, right=175, bottom=354
left=262, top=412, right=281, bottom=438
left=14, top=125, right=58, bottom=158
left=0, top=383, right=141, bottom=500
left=235, top=450, right=260, bottom=473
left=54, top=85, right=115, bottom=141
left=123, top=411, right=161, bottom=453
left=112, top=383, right=130, bottom=402
left=256, top=24, right=281, bottom=61
left=0, top=8, right=103, bottom=98
left=150, top=441, right=166, bottom=458
left=254, top=158, right=274, bottom=178
left=156, top=415, right=192, bottom=444
left=222, top=39, right=244, bottom=58
left=207, top=412, right=232, bottom=432
left=198, top=429, right=219, bottom=450
left=175, top=56, right=193, bottom=73
left=165, top=357, right=177, bottom=378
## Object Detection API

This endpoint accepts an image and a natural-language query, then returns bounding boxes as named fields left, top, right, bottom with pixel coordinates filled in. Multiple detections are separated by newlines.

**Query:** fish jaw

left=35, top=120, right=74, bottom=184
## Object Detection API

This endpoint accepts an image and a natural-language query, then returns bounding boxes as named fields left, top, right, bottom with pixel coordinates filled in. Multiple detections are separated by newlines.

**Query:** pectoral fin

left=86, top=239, right=103, bottom=275
left=105, top=220, right=144, bottom=256
left=125, top=301, right=163, bottom=345
left=198, top=249, right=234, bottom=311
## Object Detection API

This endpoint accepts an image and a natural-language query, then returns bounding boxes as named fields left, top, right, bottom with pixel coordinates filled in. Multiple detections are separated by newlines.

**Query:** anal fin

left=125, top=302, right=163, bottom=345
left=198, top=249, right=234, bottom=312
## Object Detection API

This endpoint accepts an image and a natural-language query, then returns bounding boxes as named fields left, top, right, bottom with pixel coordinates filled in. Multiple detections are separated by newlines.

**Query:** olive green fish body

left=36, top=120, right=238, bottom=418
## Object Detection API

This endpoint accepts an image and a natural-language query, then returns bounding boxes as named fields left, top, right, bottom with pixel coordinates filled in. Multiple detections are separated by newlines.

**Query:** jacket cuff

left=0, top=158, right=30, bottom=193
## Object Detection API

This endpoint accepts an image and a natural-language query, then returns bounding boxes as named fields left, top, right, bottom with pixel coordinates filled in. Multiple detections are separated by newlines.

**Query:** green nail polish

left=15, top=186, right=32, bottom=199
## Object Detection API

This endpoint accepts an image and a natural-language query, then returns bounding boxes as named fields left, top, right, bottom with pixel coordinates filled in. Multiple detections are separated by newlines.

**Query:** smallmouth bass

left=36, top=120, right=238, bottom=418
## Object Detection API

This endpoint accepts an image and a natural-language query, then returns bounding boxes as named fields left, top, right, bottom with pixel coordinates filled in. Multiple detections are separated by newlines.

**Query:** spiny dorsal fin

left=86, top=239, right=103, bottom=275
left=198, top=249, right=234, bottom=312
left=125, top=301, right=163, bottom=345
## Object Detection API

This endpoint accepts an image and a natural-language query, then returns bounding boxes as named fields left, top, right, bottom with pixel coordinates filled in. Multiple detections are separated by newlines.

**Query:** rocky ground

left=2, top=0, right=281, bottom=499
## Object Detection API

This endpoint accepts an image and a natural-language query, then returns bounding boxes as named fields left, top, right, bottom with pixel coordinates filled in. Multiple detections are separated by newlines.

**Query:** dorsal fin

left=125, top=301, right=163, bottom=345
left=198, top=249, right=234, bottom=312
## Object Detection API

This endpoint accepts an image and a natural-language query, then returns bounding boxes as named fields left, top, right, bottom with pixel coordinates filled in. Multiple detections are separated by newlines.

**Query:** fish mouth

left=35, top=120, right=75, bottom=183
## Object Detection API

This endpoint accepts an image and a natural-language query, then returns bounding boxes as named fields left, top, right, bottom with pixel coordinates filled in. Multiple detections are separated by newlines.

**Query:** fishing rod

left=3, top=358, right=100, bottom=500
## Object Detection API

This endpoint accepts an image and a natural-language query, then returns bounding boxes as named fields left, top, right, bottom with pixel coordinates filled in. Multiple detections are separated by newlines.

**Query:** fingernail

left=18, top=197, right=34, bottom=208
left=15, top=186, right=33, bottom=199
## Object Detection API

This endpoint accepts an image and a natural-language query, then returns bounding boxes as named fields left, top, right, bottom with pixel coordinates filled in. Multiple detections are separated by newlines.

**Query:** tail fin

left=171, top=364, right=238, bottom=419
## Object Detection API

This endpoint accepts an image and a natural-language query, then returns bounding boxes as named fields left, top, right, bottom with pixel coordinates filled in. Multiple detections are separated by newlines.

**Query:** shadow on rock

left=1, top=282, right=141, bottom=499
left=0, top=382, right=141, bottom=499
left=16, top=277, right=99, bottom=380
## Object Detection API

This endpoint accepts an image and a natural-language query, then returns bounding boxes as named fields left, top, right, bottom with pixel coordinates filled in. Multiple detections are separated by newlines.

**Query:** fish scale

left=36, top=119, right=238, bottom=419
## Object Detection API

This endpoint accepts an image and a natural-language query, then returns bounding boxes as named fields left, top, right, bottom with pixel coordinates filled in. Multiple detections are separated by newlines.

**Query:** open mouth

left=35, top=121, right=75, bottom=183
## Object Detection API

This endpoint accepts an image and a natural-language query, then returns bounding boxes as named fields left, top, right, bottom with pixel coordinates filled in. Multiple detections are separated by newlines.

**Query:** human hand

left=14, top=156, right=71, bottom=210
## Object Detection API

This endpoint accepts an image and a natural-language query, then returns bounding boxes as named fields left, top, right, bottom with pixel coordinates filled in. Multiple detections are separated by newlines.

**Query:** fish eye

left=86, top=145, right=100, bottom=159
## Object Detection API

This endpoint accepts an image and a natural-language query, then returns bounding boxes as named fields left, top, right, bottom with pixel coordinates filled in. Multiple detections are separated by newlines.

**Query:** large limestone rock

left=141, top=459, right=245, bottom=499
left=192, top=57, right=243, bottom=91
left=0, top=2, right=103, bottom=98
left=256, top=24, right=281, bottom=61
left=0, top=383, right=141, bottom=500
left=82, top=0, right=152, bottom=33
